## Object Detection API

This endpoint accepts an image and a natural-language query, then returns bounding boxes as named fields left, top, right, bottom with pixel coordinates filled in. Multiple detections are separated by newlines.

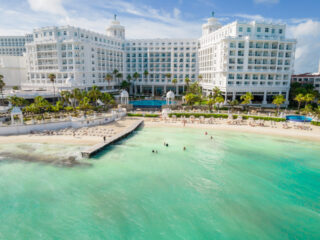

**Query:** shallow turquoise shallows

left=0, top=127, right=320, bottom=240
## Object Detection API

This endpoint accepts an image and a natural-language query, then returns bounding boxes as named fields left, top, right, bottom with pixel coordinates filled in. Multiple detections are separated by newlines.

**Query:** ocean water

left=0, top=127, right=319, bottom=240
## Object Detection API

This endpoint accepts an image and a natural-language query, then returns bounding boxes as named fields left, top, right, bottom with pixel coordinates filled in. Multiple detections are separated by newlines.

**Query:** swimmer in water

left=211, top=136, right=213, bottom=140
left=205, top=132, right=208, bottom=135
left=183, top=146, right=186, bottom=151
left=166, top=143, right=169, bottom=147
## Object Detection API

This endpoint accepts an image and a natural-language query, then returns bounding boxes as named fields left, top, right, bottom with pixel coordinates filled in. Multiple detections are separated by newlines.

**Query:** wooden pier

left=81, top=119, right=144, bottom=158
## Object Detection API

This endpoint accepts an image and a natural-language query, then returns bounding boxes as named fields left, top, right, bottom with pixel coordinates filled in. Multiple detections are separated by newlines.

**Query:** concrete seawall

left=81, top=119, right=144, bottom=158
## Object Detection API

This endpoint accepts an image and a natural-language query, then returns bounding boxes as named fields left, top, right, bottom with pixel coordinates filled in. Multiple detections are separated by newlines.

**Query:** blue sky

left=0, top=0, right=320, bottom=73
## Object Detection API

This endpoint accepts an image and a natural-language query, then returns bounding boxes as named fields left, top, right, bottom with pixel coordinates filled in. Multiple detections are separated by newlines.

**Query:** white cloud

left=27, top=0, right=67, bottom=16
left=254, top=0, right=279, bottom=4
left=173, top=8, right=181, bottom=19
left=287, top=20, right=320, bottom=73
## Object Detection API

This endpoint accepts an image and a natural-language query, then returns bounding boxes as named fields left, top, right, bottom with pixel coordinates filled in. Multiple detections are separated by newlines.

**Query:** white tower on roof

left=202, top=11, right=222, bottom=36
left=106, top=14, right=125, bottom=40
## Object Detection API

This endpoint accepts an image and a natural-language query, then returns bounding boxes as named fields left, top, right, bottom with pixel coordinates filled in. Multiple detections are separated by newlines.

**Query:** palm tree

left=48, top=73, right=56, bottom=99
left=228, top=99, right=239, bottom=112
left=116, top=73, right=123, bottom=83
left=112, top=69, right=119, bottom=84
left=304, top=93, right=315, bottom=106
left=272, top=94, right=285, bottom=115
left=215, top=95, right=225, bottom=111
left=133, top=72, right=140, bottom=81
left=60, top=91, right=72, bottom=107
left=240, top=92, right=254, bottom=111
left=172, top=78, right=178, bottom=94
left=143, top=70, right=149, bottom=81
left=212, top=87, right=222, bottom=99
left=71, top=88, right=82, bottom=108
left=127, top=74, right=132, bottom=82
left=207, top=98, right=215, bottom=112
left=78, top=96, right=91, bottom=115
left=88, top=85, right=101, bottom=107
left=294, top=93, right=304, bottom=112
left=0, top=75, right=5, bottom=105
left=165, top=73, right=172, bottom=81
left=105, top=73, right=113, bottom=86
left=198, top=74, right=203, bottom=82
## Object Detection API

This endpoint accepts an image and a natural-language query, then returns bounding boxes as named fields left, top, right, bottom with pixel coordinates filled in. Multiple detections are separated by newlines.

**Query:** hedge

left=311, top=121, right=320, bottom=126
left=127, top=113, right=159, bottom=118
left=168, top=113, right=286, bottom=122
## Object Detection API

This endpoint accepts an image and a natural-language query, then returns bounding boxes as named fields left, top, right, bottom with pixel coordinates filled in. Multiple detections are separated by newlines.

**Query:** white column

left=232, top=91, right=236, bottom=101
left=140, top=85, right=143, bottom=94
left=262, top=91, right=267, bottom=105
left=285, top=91, right=289, bottom=105
left=164, top=85, right=167, bottom=94
left=176, top=86, right=179, bottom=95
left=152, top=86, right=155, bottom=96
left=224, top=92, right=228, bottom=104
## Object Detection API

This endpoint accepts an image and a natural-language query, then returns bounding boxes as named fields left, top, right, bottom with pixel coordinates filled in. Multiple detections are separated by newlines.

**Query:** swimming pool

left=286, top=115, right=313, bottom=122
left=130, top=100, right=167, bottom=108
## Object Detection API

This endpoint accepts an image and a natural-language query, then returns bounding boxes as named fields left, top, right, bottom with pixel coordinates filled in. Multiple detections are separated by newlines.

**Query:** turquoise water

left=130, top=100, right=167, bottom=108
left=286, top=115, right=313, bottom=122
left=0, top=127, right=320, bottom=239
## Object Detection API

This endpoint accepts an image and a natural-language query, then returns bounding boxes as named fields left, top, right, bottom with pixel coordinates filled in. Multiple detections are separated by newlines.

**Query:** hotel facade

left=0, top=16, right=297, bottom=106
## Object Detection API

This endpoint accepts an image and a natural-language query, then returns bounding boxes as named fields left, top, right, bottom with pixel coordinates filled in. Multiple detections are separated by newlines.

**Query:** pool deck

left=81, top=119, right=144, bottom=158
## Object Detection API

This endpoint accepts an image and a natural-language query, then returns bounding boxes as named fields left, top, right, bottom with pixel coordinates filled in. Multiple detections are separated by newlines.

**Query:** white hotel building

left=199, top=18, right=296, bottom=104
left=1, top=15, right=296, bottom=106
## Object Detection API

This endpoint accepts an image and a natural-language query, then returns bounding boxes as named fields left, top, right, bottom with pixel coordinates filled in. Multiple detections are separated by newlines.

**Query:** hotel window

left=247, top=27, right=251, bottom=33
left=272, top=29, right=275, bottom=34
left=239, top=27, right=243, bottom=32
left=279, top=29, right=283, bottom=34
left=265, top=28, right=269, bottom=33
left=257, top=27, right=261, bottom=32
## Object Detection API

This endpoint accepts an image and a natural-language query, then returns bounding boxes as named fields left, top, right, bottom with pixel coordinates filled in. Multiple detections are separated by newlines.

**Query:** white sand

left=0, top=118, right=141, bottom=146
left=0, top=117, right=319, bottom=145
left=143, top=118, right=320, bottom=142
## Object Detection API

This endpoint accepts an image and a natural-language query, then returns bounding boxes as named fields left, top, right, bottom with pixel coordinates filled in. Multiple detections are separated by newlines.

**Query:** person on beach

left=103, top=136, right=106, bottom=142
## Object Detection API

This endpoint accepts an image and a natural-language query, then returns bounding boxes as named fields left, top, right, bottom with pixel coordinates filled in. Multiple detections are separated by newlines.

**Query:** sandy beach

left=0, top=118, right=141, bottom=146
left=143, top=118, right=320, bottom=142
left=0, top=117, right=319, bottom=145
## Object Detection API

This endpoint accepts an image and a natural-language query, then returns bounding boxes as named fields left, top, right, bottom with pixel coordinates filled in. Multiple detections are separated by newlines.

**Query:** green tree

left=78, top=96, right=91, bottom=115
left=116, top=72, right=123, bottom=83
left=0, top=75, right=5, bottom=105
left=8, top=96, right=28, bottom=107
left=228, top=99, right=239, bottom=112
left=143, top=70, right=149, bottom=80
left=88, top=85, right=101, bottom=107
left=294, top=93, right=304, bottom=112
left=12, top=86, right=19, bottom=91
left=105, top=73, right=113, bottom=85
left=304, top=93, right=315, bottom=106
left=185, top=93, right=200, bottom=106
left=272, top=94, right=285, bottom=115
left=215, top=95, right=225, bottom=110
left=48, top=73, right=56, bottom=98
left=127, top=74, right=132, bottom=82
left=184, top=77, right=190, bottom=88
left=212, top=87, right=222, bottom=99
left=100, top=92, right=115, bottom=110
left=172, top=78, right=178, bottom=93
left=60, top=91, right=72, bottom=106
left=240, top=92, right=254, bottom=111
left=71, top=88, right=82, bottom=108
left=133, top=72, right=140, bottom=81
left=198, top=74, right=203, bottom=82
left=207, top=98, right=215, bottom=112
left=120, top=80, right=131, bottom=92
